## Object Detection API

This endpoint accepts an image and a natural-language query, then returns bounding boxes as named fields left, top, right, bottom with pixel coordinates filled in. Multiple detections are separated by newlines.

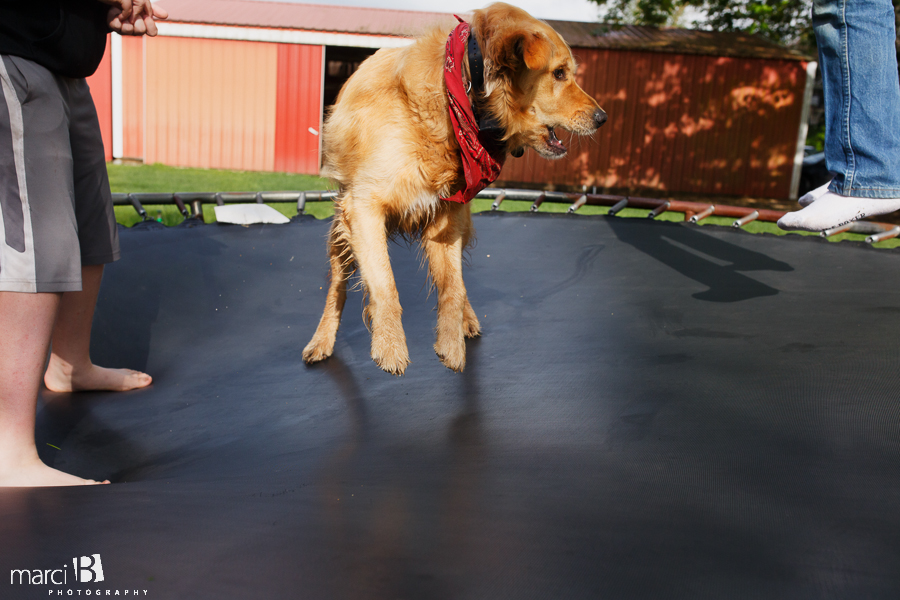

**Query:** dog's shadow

left=607, top=217, right=793, bottom=302
left=309, top=344, right=486, bottom=600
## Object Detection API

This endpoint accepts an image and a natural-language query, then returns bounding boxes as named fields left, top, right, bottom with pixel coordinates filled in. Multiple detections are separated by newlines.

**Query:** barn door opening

left=323, top=46, right=378, bottom=108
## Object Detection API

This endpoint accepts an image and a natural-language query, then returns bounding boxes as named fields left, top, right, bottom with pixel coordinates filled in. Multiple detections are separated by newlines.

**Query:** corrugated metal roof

left=161, top=0, right=809, bottom=61
left=161, top=0, right=465, bottom=38
left=546, top=20, right=809, bottom=61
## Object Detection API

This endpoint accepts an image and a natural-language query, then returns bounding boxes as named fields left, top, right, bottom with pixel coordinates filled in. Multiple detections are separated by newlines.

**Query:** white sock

left=777, top=191, right=900, bottom=232
left=798, top=180, right=832, bottom=207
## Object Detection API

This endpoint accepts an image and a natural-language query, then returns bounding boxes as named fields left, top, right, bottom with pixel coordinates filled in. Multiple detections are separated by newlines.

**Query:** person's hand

left=99, top=0, right=169, bottom=37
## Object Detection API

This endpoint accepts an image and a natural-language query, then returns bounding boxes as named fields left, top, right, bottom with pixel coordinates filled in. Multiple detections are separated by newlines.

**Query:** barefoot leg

left=43, top=265, right=151, bottom=392
left=303, top=212, right=353, bottom=363
left=348, top=199, right=409, bottom=375
left=423, top=204, right=471, bottom=372
left=0, top=291, right=105, bottom=487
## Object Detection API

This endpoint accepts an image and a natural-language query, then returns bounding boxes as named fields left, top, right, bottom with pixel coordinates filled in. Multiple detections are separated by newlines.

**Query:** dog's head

left=472, top=2, right=606, bottom=159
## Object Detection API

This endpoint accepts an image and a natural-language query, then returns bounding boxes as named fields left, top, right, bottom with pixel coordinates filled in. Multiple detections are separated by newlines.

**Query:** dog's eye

left=553, top=68, right=566, bottom=81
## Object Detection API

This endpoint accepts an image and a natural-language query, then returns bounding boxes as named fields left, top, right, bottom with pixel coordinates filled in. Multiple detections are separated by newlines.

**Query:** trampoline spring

left=127, top=194, right=149, bottom=221
left=173, top=195, right=191, bottom=218
left=298, top=192, right=307, bottom=214
left=690, top=205, right=715, bottom=224
left=608, top=198, right=629, bottom=216
left=648, top=201, right=670, bottom=219
left=530, top=193, right=546, bottom=212
left=866, top=226, right=900, bottom=244
left=491, top=191, right=507, bottom=211
left=567, top=194, right=588, bottom=214
left=820, top=224, right=853, bottom=238
left=171, top=193, right=215, bottom=221
left=126, top=193, right=177, bottom=221
left=732, top=211, right=759, bottom=228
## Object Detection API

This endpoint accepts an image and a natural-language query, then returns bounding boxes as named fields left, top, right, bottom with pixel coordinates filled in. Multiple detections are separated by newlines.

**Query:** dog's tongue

left=548, top=127, right=566, bottom=153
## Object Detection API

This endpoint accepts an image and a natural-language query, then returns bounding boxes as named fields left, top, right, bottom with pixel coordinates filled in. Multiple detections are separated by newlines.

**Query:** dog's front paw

left=371, top=331, right=410, bottom=376
left=435, top=337, right=466, bottom=373
left=463, top=305, right=481, bottom=338
left=302, top=337, right=334, bottom=364
left=462, top=315, right=481, bottom=338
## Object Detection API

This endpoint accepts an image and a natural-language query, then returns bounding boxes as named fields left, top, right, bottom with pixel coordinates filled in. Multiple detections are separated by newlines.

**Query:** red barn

left=87, top=0, right=814, bottom=199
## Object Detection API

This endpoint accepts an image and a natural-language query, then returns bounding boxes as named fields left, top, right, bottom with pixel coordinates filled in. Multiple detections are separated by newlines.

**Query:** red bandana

left=442, top=19, right=506, bottom=204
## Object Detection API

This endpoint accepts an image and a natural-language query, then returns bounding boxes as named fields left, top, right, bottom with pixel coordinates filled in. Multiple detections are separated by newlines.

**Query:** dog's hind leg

left=303, top=215, right=353, bottom=364
left=422, top=204, right=471, bottom=372
left=349, top=200, right=410, bottom=375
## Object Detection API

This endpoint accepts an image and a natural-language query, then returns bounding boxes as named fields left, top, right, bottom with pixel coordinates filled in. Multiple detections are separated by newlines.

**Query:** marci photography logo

left=9, top=554, right=149, bottom=596
left=75, top=555, right=105, bottom=583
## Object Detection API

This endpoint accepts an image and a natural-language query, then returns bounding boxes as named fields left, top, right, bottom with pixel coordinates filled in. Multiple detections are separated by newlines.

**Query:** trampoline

left=2, top=209, right=899, bottom=599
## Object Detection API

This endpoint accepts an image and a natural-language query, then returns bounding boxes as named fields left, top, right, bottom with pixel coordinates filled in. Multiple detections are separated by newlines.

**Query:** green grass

left=108, top=163, right=900, bottom=249
left=107, top=163, right=330, bottom=194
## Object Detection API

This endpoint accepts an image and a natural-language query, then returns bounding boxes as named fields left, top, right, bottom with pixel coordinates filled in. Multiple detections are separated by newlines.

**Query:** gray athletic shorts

left=0, top=54, right=119, bottom=293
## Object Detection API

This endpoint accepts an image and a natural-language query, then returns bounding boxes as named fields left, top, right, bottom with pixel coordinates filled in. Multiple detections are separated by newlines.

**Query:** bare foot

left=0, top=456, right=109, bottom=487
left=44, top=358, right=152, bottom=393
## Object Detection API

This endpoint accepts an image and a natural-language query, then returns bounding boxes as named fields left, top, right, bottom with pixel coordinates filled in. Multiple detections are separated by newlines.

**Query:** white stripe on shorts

left=0, top=56, right=37, bottom=293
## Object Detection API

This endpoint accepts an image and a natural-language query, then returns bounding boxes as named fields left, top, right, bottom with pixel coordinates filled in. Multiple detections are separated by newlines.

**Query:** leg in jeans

left=779, top=0, right=900, bottom=231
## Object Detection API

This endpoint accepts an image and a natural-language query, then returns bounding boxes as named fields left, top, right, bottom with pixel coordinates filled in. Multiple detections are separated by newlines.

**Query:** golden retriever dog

left=303, top=2, right=605, bottom=375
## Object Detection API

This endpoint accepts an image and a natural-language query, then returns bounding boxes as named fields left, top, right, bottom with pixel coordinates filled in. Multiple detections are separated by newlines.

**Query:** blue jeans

left=814, top=0, right=900, bottom=198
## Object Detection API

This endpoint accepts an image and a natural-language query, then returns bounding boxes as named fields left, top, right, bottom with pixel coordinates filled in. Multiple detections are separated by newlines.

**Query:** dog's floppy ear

left=522, top=32, right=551, bottom=70
left=494, top=30, right=551, bottom=72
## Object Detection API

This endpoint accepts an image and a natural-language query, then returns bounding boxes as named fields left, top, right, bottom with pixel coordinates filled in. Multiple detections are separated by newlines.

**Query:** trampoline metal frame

left=111, top=189, right=900, bottom=244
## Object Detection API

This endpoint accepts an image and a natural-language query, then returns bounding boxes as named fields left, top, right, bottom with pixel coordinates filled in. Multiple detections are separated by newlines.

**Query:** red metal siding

left=86, top=39, right=113, bottom=161
left=274, top=44, right=323, bottom=174
left=122, top=36, right=144, bottom=160
left=498, top=49, right=808, bottom=199
left=144, top=37, right=278, bottom=171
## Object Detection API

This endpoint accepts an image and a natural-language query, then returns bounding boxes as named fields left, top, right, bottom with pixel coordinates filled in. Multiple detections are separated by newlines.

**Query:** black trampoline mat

left=2, top=213, right=899, bottom=599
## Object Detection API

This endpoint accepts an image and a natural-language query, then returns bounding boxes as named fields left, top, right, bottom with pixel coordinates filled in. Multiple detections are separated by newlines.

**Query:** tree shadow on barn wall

left=499, top=49, right=808, bottom=201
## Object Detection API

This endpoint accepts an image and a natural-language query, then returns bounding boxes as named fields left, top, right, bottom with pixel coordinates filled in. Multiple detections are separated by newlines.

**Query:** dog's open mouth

left=546, top=126, right=567, bottom=156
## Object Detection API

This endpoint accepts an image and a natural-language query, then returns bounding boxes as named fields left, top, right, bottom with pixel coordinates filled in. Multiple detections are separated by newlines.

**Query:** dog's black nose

left=593, top=108, right=608, bottom=129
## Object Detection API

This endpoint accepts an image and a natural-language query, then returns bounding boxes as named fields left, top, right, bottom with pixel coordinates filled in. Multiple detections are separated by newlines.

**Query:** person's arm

left=99, top=0, right=168, bottom=36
